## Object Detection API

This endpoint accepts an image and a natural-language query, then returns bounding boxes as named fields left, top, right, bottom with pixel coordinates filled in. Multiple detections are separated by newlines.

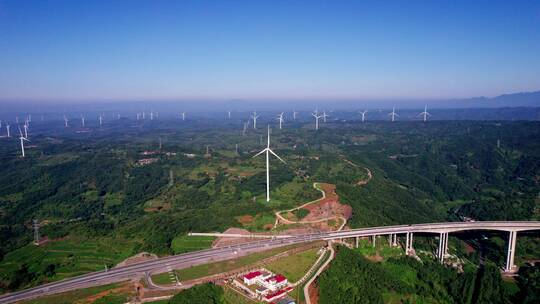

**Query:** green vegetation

left=21, top=283, right=132, bottom=304
left=319, top=246, right=524, bottom=304
left=177, top=245, right=300, bottom=281
left=0, top=236, right=136, bottom=291
left=0, top=119, right=539, bottom=299
left=265, top=248, right=320, bottom=282
left=168, top=283, right=223, bottom=304
left=170, top=235, right=215, bottom=254
left=167, top=283, right=254, bottom=304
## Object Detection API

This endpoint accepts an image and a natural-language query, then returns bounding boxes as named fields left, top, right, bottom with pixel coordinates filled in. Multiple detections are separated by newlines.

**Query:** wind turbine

left=359, top=110, right=368, bottom=122
left=81, top=115, right=85, bottom=127
left=292, top=109, right=297, bottom=120
left=181, top=112, right=186, bottom=121
left=388, top=107, right=398, bottom=122
left=228, top=110, right=231, bottom=119
left=419, top=105, right=431, bottom=122
left=242, top=121, right=248, bottom=136
left=253, top=126, right=286, bottom=202
left=18, top=126, right=30, bottom=157
left=312, top=110, right=322, bottom=130
left=63, top=115, right=69, bottom=127
left=322, top=111, right=329, bottom=123
left=99, top=114, right=103, bottom=126
left=23, top=124, right=29, bottom=139
left=276, top=112, right=284, bottom=129
left=251, top=111, right=259, bottom=129
left=6, top=124, right=10, bottom=137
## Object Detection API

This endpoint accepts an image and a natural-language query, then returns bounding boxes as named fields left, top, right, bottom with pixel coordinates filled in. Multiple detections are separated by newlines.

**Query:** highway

left=1, top=221, right=539, bottom=304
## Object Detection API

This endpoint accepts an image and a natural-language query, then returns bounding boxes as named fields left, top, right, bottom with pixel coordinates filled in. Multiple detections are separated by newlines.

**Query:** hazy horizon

left=1, top=0, right=540, bottom=103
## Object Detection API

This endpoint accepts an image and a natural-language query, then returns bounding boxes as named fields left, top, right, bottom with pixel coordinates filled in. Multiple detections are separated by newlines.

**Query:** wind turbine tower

left=228, top=110, right=231, bottom=119
left=99, top=114, right=103, bottom=126
left=19, top=126, right=30, bottom=157
left=253, top=126, right=286, bottom=202
left=6, top=124, right=11, bottom=137
left=64, top=115, right=69, bottom=127
left=312, top=110, right=322, bottom=130
left=251, top=111, right=259, bottom=129
left=81, top=115, right=85, bottom=127
left=23, top=124, right=29, bottom=139
left=419, top=105, right=431, bottom=122
left=388, top=107, right=398, bottom=122
left=181, top=112, right=186, bottom=121
left=33, top=219, right=40, bottom=245
left=292, top=109, right=297, bottom=120
left=322, top=111, right=329, bottom=123
left=277, top=112, right=284, bottom=129
left=360, top=110, right=368, bottom=122
left=242, top=122, right=248, bottom=136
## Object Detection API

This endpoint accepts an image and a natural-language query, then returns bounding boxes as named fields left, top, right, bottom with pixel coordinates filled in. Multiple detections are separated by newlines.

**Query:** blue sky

left=0, top=0, right=539, bottom=103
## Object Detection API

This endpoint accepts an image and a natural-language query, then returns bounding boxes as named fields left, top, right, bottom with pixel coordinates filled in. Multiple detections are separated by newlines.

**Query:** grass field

left=0, top=236, right=138, bottom=283
left=223, top=286, right=255, bottom=304
left=177, top=245, right=302, bottom=281
left=170, top=235, right=215, bottom=254
left=265, top=248, right=321, bottom=282
left=151, top=269, right=181, bottom=285
left=21, top=283, right=134, bottom=304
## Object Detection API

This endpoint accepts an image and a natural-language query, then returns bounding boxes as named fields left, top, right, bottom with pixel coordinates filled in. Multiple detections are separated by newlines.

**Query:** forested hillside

left=0, top=119, right=538, bottom=294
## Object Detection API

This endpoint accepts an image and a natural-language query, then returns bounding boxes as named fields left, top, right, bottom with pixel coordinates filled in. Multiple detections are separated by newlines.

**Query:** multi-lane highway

left=1, top=221, right=539, bottom=304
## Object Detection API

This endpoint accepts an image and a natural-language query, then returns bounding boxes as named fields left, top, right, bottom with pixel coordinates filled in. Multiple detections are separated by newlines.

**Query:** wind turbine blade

left=253, top=148, right=268, bottom=158
left=268, top=149, right=286, bottom=163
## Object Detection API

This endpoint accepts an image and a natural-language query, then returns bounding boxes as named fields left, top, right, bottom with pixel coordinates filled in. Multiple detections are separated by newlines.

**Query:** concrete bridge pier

left=405, top=232, right=414, bottom=255
left=355, top=236, right=359, bottom=248
left=505, top=231, right=517, bottom=272
left=437, top=232, right=449, bottom=263
left=392, top=233, right=398, bottom=247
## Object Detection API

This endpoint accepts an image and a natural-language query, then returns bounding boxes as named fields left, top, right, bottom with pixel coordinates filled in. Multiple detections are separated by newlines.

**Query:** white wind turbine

left=228, top=110, right=231, bottom=119
left=242, top=121, right=248, bottom=136
left=23, top=124, right=29, bottom=139
left=276, top=112, right=284, bottom=129
left=253, top=126, right=285, bottom=202
left=292, top=109, right=297, bottom=120
left=81, top=115, right=85, bottom=127
left=63, top=115, right=69, bottom=127
left=99, top=114, right=103, bottom=126
left=312, top=110, right=322, bottom=130
left=322, top=111, right=329, bottom=123
left=181, top=112, right=186, bottom=121
left=251, top=111, right=259, bottom=129
left=388, top=107, right=398, bottom=122
left=419, top=105, right=431, bottom=122
left=359, top=110, right=368, bottom=122
left=6, top=124, right=10, bottom=137
left=18, top=126, right=30, bottom=157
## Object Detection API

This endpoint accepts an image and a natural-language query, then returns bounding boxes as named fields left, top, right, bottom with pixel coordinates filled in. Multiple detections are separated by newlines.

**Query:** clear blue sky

left=1, top=0, right=539, bottom=103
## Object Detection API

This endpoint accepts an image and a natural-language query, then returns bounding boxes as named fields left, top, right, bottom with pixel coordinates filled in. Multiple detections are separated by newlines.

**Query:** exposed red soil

left=302, top=183, right=352, bottom=222
left=236, top=215, right=254, bottom=225
left=308, top=283, right=320, bottom=304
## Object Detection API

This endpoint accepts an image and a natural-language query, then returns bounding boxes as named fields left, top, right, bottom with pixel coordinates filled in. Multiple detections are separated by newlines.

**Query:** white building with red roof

left=243, top=271, right=262, bottom=285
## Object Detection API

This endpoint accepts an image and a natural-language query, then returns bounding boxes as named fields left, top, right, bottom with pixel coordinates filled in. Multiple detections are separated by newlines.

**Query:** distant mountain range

left=447, top=91, right=540, bottom=108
